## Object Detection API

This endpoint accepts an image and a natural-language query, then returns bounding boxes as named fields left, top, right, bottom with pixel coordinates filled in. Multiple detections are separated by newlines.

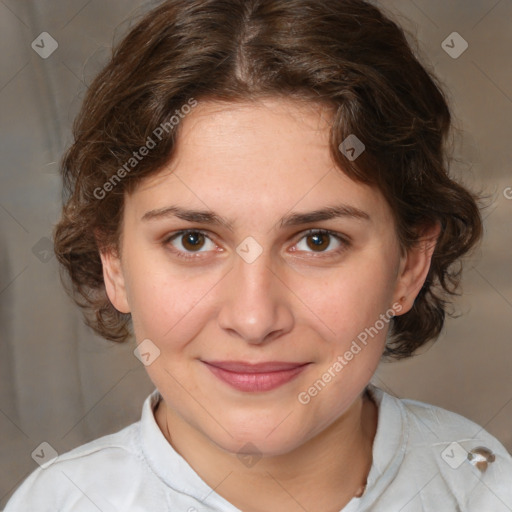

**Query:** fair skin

left=99, top=97, right=439, bottom=512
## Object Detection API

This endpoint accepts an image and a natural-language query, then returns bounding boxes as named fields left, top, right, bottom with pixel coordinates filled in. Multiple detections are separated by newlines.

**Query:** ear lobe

left=98, top=245, right=131, bottom=314
left=393, top=222, right=441, bottom=315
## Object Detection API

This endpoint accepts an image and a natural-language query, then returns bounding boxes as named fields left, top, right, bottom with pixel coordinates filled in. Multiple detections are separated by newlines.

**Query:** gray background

left=1, top=0, right=511, bottom=507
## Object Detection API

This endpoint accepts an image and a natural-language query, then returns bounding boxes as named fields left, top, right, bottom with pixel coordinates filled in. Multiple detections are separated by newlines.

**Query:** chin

left=221, top=437, right=300, bottom=459
left=206, top=419, right=309, bottom=459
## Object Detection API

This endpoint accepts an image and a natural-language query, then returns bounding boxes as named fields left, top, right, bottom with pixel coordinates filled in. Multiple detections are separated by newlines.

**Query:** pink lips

left=202, top=360, right=310, bottom=392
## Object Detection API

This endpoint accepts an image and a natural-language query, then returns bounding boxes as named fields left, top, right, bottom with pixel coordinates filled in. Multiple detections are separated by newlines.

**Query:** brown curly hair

left=53, top=0, right=482, bottom=359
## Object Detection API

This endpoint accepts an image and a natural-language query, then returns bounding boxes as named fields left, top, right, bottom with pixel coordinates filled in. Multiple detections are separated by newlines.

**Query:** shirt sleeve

left=3, top=463, right=120, bottom=512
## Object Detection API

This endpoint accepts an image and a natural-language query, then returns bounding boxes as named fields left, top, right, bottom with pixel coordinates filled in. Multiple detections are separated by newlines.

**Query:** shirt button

left=467, top=446, right=496, bottom=472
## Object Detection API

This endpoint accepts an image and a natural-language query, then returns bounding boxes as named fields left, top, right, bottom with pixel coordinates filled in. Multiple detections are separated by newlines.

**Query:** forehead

left=180, top=97, right=334, bottom=145
left=127, top=98, right=393, bottom=229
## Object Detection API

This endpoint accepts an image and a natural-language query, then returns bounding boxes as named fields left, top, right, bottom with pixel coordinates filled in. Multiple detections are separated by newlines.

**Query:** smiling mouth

left=201, top=360, right=311, bottom=392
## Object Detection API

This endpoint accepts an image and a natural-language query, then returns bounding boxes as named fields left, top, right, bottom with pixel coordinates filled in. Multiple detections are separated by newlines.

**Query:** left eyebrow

left=140, top=203, right=371, bottom=230
left=279, top=205, right=370, bottom=228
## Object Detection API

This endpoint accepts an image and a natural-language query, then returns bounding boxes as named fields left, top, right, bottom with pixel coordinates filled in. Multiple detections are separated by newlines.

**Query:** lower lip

left=203, top=363, right=309, bottom=392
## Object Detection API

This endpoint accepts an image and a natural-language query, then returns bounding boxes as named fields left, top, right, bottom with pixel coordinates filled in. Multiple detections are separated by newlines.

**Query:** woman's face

left=101, top=97, right=433, bottom=456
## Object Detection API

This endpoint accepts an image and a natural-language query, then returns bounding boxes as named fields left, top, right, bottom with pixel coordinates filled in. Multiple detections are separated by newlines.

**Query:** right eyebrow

left=141, top=206, right=235, bottom=231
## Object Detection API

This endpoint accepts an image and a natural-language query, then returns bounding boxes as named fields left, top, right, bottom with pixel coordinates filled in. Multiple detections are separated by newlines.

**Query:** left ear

left=392, top=221, right=441, bottom=315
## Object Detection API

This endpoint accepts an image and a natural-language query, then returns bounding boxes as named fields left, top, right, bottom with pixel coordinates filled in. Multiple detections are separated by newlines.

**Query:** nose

left=217, top=246, right=294, bottom=345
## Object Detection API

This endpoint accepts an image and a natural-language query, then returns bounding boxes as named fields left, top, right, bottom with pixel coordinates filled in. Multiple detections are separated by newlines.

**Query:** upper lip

left=202, top=360, right=310, bottom=373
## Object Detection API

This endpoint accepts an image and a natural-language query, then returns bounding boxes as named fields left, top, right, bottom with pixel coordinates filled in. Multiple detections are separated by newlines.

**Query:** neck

left=155, top=389, right=378, bottom=512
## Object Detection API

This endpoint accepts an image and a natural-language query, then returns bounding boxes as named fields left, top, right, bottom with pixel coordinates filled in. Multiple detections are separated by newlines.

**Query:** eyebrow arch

left=141, top=206, right=235, bottom=231
left=141, top=204, right=370, bottom=230
left=279, top=205, right=370, bottom=228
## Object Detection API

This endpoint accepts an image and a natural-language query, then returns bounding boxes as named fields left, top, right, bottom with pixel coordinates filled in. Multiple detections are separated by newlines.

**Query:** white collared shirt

left=5, top=384, right=512, bottom=511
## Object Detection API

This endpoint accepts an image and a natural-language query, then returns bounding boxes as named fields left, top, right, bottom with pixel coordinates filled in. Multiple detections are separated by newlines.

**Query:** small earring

left=391, top=296, right=406, bottom=316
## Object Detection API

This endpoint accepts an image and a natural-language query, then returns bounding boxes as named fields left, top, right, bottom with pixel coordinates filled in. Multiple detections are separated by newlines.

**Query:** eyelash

left=162, top=229, right=350, bottom=261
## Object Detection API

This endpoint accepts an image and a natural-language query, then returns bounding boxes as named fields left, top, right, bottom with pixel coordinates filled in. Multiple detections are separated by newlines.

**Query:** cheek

left=125, top=249, right=229, bottom=343
left=288, top=250, right=399, bottom=345
left=292, top=256, right=397, bottom=424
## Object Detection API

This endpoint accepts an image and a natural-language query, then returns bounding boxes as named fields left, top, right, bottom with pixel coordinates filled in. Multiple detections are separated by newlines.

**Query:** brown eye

left=165, top=230, right=217, bottom=259
left=306, top=232, right=330, bottom=251
left=181, top=232, right=206, bottom=251
left=295, top=229, right=346, bottom=255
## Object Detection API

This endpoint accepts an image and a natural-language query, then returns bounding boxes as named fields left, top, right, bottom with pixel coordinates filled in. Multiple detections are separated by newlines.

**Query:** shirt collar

left=342, top=383, right=409, bottom=510
left=139, top=388, right=241, bottom=509
left=139, top=383, right=408, bottom=510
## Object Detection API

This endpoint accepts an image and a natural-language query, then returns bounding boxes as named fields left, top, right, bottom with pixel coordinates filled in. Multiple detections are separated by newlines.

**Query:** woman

left=6, top=0, right=512, bottom=510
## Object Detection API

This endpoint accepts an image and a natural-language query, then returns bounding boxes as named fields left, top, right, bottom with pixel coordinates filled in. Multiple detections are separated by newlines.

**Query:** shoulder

left=381, top=388, right=512, bottom=509
left=398, top=393, right=510, bottom=455
left=4, top=421, right=159, bottom=512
